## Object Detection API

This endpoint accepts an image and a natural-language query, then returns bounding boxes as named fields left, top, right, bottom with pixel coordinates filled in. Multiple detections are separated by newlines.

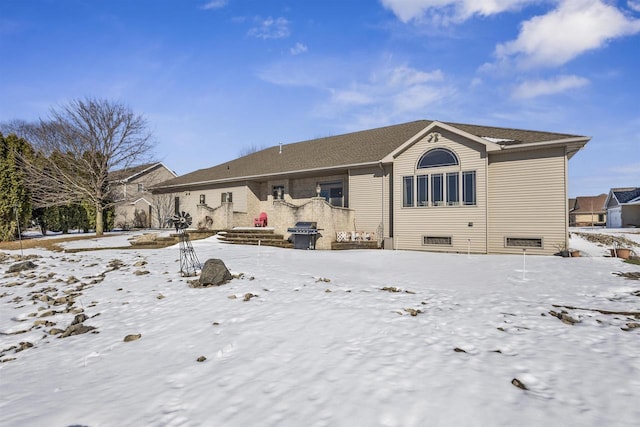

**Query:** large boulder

left=8, top=261, right=37, bottom=273
left=196, top=259, right=232, bottom=287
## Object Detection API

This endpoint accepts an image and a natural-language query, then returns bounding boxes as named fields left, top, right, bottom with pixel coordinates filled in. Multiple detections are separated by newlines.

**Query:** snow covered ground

left=1, top=231, right=639, bottom=426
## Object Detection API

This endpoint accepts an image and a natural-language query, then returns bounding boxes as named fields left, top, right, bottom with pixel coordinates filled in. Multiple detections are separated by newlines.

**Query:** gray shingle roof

left=108, top=162, right=162, bottom=182
left=613, top=187, right=640, bottom=204
left=154, top=120, right=585, bottom=189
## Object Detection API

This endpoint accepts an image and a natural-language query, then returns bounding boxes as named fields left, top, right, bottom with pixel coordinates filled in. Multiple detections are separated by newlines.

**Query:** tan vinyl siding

left=488, top=147, right=567, bottom=255
left=349, top=165, right=390, bottom=238
left=392, top=130, right=488, bottom=253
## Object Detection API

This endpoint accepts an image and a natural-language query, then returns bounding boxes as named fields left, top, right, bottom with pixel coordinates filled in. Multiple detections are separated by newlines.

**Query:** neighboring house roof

left=152, top=119, right=588, bottom=190
left=568, top=198, right=577, bottom=212
left=614, top=187, right=640, bottom=204
left=571, top=194, right=608, bottom=214
left=606, top=187, right=640, bottom=208
left=109, top=162, right=177, bottom=183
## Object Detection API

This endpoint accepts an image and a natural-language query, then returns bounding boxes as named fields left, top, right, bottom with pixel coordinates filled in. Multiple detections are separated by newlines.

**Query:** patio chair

left=254, top=212, right=268, bottom=227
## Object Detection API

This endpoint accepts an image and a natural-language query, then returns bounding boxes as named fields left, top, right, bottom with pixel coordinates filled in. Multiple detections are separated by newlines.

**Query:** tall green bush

left=0, top=133, right=32, bottom=241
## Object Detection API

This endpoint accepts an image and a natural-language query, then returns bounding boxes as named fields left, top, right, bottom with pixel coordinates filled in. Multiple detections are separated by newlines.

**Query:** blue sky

left=1, top=0, right=639, bottom=197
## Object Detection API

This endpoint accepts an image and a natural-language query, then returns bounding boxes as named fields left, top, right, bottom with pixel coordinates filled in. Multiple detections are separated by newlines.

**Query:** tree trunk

left=95, top=204, right=104, bottom=236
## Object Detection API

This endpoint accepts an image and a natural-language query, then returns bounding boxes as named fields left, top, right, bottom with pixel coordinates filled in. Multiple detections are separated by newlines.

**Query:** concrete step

left=217, top=228, right=291, bottom=248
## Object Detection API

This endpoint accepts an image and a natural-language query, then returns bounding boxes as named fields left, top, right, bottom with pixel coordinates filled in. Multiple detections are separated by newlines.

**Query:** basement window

left=505, top=237, right=543, bottom=248
left=423, top=236, right=452, bottom=246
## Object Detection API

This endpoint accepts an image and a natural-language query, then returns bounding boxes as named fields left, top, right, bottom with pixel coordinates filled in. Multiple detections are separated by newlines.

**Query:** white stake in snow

left=467, top=239, right=471, bottom=258
left=522, top=248, right=527, bottom=281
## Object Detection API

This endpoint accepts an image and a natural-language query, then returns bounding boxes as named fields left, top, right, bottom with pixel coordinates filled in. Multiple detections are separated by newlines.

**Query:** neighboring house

left=110, top=162, right=178, bottom=229
left=151, top=120, right=590, bottom=254
left=604, top=187, right=640, bottom=228
left=568, top=194, right=607, bottom=227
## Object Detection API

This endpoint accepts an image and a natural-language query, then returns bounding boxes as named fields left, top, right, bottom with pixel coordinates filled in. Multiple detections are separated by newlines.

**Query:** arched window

left=417, top=148, right=458, bottom=169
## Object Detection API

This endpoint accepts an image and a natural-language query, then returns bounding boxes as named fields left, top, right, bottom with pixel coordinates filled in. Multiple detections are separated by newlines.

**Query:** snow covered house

left=151, top=120, right=590, bottom=254
left=604, top=187, right=640, bottom=228
left=109, top=162, right=177, bottom=229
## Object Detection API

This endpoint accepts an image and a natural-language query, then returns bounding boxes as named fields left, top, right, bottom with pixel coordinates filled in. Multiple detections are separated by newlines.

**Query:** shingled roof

left=153, top=120, right=586, bottom=190
left=108, top=162, right=174, bottom=182
left=571, top=194, right=607, bottom=214
left=613, top=187, right=640, bottom=204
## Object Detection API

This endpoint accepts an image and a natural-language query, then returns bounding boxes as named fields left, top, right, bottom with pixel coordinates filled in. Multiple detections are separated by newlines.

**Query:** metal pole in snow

left=14, top=204, right=23, bottom=258
left=467, top=239, right=471, bottom=258
left=522, top=249, right=526, bottom=281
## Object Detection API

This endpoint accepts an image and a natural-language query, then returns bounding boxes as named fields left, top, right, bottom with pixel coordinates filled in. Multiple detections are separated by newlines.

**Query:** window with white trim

left=418, top=148, right=459, bottom=168
left=463, top=171, right=476, bottom=205
left=431, top=174, right=444, bottom=206
left=447, top=172, right=459, bottom=206
left=403, top=176, right=414, bottom=207
left=417, top=175, right=428, bottom=206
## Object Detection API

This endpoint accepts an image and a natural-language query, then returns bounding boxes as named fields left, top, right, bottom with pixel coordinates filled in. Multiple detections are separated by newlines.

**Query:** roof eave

left=150, top=160, right=382, bottom=192
left=497, top=137, right=590, bottom=156
left=382, top=121, right=502, bottom=162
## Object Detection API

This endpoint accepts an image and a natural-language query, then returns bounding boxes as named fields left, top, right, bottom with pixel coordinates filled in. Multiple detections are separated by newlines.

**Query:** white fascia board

left=603, top=190, right=618, bottom=209
left=498, top=137, right=590, bottom=152
left=133, top=197, right=153, bottom=206
left=622, top=195, right=640, bottom=205
left=381, top=121, right=501, bottom=163
left=122, top=162, right=178, bottom=183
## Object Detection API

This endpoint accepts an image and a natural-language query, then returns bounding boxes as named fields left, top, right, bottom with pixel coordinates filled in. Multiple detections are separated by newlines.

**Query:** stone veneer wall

left=194, top=198, right=355, bottom=250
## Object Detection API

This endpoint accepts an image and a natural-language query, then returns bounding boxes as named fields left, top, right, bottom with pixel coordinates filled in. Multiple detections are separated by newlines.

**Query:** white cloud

left=330, top=89, right=374, bottom=106
left=248, top=17, right=291, bottom=39
left=388, top=65, right=443, bottom=86
left=320, top=63, right=454, bottom=123
left=379, top=0, right=532, bottom=23
left=512, top=75, right=590, bottom=99
left=290, top=42, right=308, bottom=55
left=628, top=0, right=640, bottom=12
left=201, top=0, right=227, bottom=10
left=259, top=58, right=453, bottom=123
left=496, top=0, right=640, bottom=68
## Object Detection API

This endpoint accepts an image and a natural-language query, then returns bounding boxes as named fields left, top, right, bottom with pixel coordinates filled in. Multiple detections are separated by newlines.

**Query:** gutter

left=498, top=136, right=590, bottom=152
left=150, top=160, right=389, bottom=192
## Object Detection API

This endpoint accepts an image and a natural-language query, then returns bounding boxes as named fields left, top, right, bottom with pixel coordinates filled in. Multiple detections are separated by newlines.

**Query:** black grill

left=287, top=222, right=319, bottom=249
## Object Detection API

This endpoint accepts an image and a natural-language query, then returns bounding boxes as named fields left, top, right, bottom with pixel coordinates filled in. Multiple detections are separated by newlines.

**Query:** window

left=403, top=176, right=414, bottom=207
left=418, top=148, right=459, bottom=169
left=423, top=236, right=452, bottom=245
left=137, top=183, right=144, bottom=192
left=463, top=171, right=476, bottom=205
left=417, top=175, right=428, bottom=206
left=199, top=194, right=206, bottom=204
left=431, top=174, right=443, bottom=206
left=221, top=192, right=232, bottom=203
left=505, top=237, right=543, bottom=248
left=318, top=181, right=344, bottom=207
left=447, top=173, right=459, bottom=205
left=272, top=185, right=284, bottom=200
left=174, top=197, right=180, bottom=215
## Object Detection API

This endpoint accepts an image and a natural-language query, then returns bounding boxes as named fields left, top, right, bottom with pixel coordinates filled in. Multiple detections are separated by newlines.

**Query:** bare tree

left=152, top=192, right=176, bottom=228
left=18, top=98, right=154, bottom=236
left=238, top=143, right=267, bottom=157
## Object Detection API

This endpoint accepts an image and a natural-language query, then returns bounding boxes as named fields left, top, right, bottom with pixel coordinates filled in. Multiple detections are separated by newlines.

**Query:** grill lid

left=287, top=221, right=319, bottom=234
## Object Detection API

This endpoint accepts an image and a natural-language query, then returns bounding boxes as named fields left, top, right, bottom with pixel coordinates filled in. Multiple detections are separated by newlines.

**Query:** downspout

left=485, top=152, right=489, bottom=254
left=378, top=162, right=385, bottom=243
left=564, top=146, right=569, bottom=249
